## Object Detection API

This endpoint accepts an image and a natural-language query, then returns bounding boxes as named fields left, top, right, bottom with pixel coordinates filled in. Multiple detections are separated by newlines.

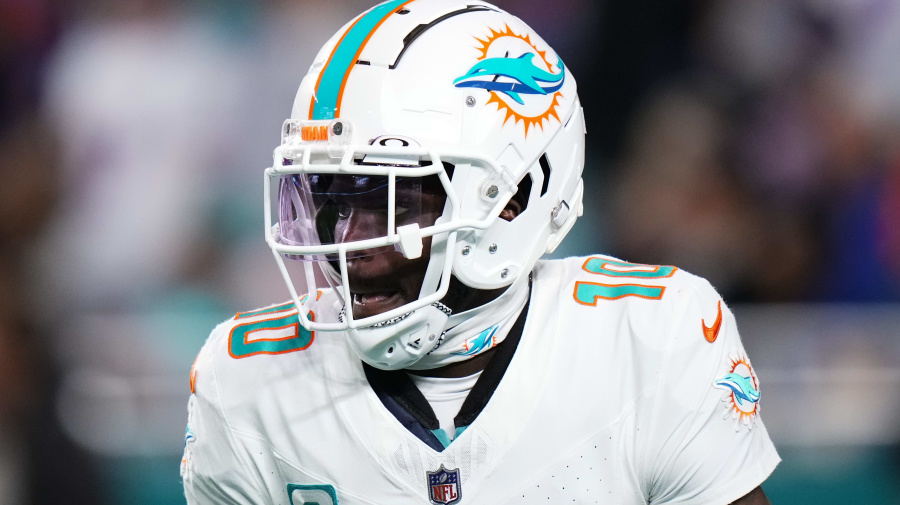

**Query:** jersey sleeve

left=182, top=326, right=268, bottom=504
left=641, top=277, right=780, bottom=504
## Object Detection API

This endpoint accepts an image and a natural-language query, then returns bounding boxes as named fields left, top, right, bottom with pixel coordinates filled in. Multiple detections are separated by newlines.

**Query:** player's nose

left=336, top=208, right=375, bottom=240
left=336, top=209, right=388, bottom=259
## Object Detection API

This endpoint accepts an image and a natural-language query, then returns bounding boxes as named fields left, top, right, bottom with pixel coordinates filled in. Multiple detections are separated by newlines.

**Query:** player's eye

left=336, top=202, right=352, bottom=219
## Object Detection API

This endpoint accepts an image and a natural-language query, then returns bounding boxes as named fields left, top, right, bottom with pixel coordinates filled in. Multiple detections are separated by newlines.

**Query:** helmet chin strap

left=342, top=273, right=530, bottom=371
left=405, top=274, right=530, bottom=370
left=342, top=302, right=452, bottom=371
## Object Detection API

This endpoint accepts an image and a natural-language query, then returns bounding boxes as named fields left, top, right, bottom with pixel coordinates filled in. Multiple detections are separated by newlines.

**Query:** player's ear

left=499, top=176, right=529, bottom=222
left=499, top=199, right=522, bottom=222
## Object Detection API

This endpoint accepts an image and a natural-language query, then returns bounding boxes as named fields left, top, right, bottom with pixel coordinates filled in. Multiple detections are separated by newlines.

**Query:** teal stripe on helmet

left=311, top=0, right=410, bottom=120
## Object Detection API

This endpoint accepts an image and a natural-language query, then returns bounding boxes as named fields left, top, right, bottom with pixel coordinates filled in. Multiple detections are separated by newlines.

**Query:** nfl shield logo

left=427, top=465, right=461, bottom=505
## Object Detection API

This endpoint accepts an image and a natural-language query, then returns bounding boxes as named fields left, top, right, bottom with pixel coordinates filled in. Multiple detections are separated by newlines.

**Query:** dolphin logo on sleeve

left=714, top=372, right=760, bottom=406
left=453, top=52, right=565, bottom=105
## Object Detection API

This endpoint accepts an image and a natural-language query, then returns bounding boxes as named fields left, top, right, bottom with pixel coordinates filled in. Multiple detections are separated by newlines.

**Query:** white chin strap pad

left=347, top=304, right=450, bottom=371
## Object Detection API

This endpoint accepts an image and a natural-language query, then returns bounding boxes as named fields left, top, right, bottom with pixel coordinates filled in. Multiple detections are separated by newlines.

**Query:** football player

left=182, top=1, right=780, bottom=503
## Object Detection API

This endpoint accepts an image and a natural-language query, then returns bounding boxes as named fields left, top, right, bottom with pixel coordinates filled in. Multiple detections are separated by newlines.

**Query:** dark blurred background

left=2, top=0, right=899, bottom=503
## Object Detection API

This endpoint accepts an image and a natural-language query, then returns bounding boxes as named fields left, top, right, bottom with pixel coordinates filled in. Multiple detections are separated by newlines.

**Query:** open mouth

left=352, top=291, right=399, bottom=306
left=350, top=290, right=405, bottom=319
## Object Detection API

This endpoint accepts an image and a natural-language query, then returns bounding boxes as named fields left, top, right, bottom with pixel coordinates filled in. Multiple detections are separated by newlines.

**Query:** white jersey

left=182, top=255, right=779, bottom=505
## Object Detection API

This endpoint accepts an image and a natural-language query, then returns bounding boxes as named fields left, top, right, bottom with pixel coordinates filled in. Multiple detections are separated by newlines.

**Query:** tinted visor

left=278, top=172, right=447, bottom=260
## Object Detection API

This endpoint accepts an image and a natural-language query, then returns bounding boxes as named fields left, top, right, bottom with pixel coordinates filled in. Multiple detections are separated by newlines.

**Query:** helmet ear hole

left=503, top=173, right=532, bottom=222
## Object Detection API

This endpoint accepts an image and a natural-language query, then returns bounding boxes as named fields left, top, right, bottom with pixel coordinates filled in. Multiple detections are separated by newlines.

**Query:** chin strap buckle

left=550, top=200, right=570, bottom=229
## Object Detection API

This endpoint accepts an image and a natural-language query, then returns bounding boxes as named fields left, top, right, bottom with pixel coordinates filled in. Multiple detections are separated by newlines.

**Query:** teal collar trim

left=430, top=428, right=452, bottom=449
left=429, top=425, right=469, bottom=449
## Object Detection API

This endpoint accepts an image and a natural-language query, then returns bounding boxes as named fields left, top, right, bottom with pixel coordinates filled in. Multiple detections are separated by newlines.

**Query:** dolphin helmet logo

left=454, top=24, right=565, bottom=136
left=454, top=52, right=565, bottom=105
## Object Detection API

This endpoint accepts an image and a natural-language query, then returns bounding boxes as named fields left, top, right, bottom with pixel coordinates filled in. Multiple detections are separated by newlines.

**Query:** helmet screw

left=489, top=243, right=498, bottom=253
left=465, top=96, right=476, bottom=107
left=461, top=245, right=471, bottom=256
left=332, top=122, right=343, bottom=135
left=486, top=185, right=499, bottom=198
left=500, top=268, right=509, bottom=278
left=428, top=334, right=436, bottom=341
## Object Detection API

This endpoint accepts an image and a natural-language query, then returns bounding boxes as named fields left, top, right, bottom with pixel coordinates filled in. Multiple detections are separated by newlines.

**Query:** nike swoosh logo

left=702, top=300, right=723, bottom=343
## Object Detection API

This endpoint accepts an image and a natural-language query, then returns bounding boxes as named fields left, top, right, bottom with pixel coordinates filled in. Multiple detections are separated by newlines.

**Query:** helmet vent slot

left=538, top=153, right=551, bottom=197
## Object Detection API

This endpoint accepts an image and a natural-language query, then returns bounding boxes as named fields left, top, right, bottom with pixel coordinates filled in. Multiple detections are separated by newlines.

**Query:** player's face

left=321, top=174, right=447, bottom=320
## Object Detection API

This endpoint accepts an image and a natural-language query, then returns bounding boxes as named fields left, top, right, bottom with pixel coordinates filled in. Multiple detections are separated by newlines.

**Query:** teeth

left=353, top=292, right=396, bottom=305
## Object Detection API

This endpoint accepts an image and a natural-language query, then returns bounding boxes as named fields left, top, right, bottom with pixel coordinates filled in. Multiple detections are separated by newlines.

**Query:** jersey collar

left=363, top=289, right=530, bottom=451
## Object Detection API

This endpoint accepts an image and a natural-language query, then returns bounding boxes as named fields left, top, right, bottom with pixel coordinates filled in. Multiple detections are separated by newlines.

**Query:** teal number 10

left=574, top=258, right=676, bottom=305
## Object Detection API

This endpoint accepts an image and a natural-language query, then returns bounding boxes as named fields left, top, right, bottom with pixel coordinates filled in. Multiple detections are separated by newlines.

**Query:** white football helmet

left=265, top=0, right=585, bottom=369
